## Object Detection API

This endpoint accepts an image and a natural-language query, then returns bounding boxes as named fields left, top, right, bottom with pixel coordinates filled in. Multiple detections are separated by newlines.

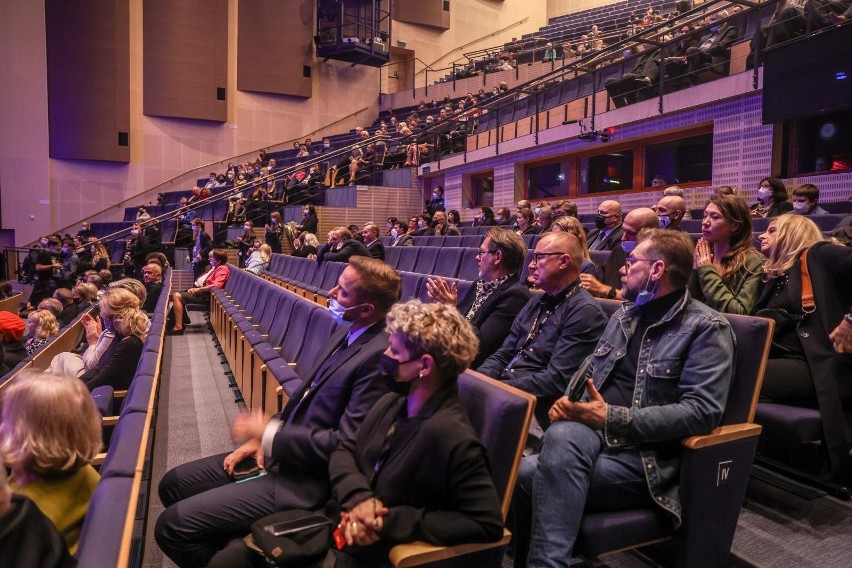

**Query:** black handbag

left=245, top=510, right=333, bottom=567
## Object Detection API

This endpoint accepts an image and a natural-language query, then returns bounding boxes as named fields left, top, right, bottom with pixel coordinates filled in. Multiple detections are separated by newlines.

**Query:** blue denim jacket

left=580, top=290, right=735, bottom=526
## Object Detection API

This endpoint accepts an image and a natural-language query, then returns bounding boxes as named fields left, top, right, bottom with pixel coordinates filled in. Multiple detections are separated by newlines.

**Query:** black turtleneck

left=599, top=290, right=684, bottom=408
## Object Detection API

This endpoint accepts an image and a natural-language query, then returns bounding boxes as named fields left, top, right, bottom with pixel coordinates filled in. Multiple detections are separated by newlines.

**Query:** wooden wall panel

left=318, top=185, right=423, bottom=238
left=45, top=0, right=130, bottom=162
left=393, top=0, right=450, bottom=30
left=143, top=0, right=227, bottom=122
left=237, top=0, right=313, bottom=97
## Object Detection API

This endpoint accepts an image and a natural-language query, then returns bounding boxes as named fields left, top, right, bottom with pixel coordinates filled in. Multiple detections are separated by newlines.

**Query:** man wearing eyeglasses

left=512, top=229, right=735, bottom=567
left=426, top=228, right=530, bottom=367
left=477, top=232, right=607, bottom=428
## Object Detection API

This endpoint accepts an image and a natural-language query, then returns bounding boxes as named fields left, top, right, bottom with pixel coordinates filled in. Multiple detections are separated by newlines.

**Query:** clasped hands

left=693, top=238, right=713, bottom=268
left=548, top=379, right=607, bottom=429
left=339, top=497, right=389, bottom=547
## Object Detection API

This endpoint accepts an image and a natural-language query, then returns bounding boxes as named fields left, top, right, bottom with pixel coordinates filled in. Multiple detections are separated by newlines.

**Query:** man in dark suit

left=391, top=221, right=414, bottom=247
left=426, top=228, right=531, bottom=367
left=686, top=12, right=740, bottom=77
left=580, top=207, right=659, bottom=300
left=585, top=200, right=624, bottom=252
left=361, top=223, right=385, bottom=261
left=141, top=263, right=164, bottom=313
left=155, top=257, right=402, bottom=567
left=317, top=227, right=371, bottom=263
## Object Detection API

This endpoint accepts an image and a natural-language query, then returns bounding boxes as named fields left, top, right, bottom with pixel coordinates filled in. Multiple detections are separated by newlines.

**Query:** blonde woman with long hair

left=80, top=286, right=147, bottom=391
left=754, top=214, right=852, bottom=480
left=90, top=240, right=111, bottom=271
left=0, top=371, right=102, bottom=554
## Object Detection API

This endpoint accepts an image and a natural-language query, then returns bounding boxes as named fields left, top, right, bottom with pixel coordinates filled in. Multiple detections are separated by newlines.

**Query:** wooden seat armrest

left=276, top=385, right=283, bottom=395
left=102, top=415, right=119, bottom=427
left=681, top=423, right=762, bottom=450
left=262, top=334, right=269, bottom=340
left=288, top=362, right=296, bottom=367
left=389, top=529, right=511, bottom=568
left=273, top=346, right=281, bottom=352
left=114, top=390, right=128, bottom=398
left=252, top=324, right=260, bottom=328
left=92, top=453, right=106, bottom=467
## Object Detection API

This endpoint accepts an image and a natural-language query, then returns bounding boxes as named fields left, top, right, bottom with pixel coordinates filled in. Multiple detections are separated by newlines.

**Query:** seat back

left=295, top=308, right=340, bottom=377
left=457, top=369, right=536, bottom=517
left=396, top=247, right=421, bottom=272
left=432, top=247, right=464, bottom=278
left=413, top=247, right=440, bottom=275
left=384, top=246, right=402, bottom=268
left=457, top=248, right=482, bottom=281
left=721, top=314, right=774, bottom=424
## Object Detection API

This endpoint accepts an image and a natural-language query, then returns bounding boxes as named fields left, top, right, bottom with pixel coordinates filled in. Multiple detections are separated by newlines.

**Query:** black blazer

left=82, top=335, right=143, bottom=392
left=271, top=324, right=391, bottom=510
left=365, top=240, right=386, bottom=261
left=586, top=224, right=624, bottom=251
left=317, top=240, right=370, bottom=263
left=457, top=275, right=531, bottom=368
left=299, top=213, right=319, bottom=235
left=329, top=385, right=503, bottom=565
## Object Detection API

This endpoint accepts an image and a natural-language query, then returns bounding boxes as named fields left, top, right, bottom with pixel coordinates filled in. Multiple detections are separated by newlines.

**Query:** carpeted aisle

left=142, top=313, right=245, bottom=568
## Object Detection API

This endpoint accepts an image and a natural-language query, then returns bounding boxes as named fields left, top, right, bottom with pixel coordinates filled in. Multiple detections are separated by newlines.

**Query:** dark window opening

left=580, top=151, right=634, bottom=194
left=644, top=134, right=712, bottom=187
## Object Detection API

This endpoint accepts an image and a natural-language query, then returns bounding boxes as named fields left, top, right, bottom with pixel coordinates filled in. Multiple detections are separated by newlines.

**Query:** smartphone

left=232, top=456, right=262, bottom=481
left=264, top=515, right=332, bottom=537
left=566, top=358, right=592, bottom=402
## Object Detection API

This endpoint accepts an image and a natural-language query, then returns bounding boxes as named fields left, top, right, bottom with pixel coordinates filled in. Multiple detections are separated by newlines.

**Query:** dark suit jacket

left=365, top=240, right=385, bottom=261
left=328, top=385, right=503, bottom=564
left=82, top=335, right=143, bottom=392
left=271, top=324, right=391, bottom=510
left=392, top=234, right=414, bottom=247
left=317, top=240, right=371, bottom=262
left=457, top=275, right=531, bottom=367
left=143, top=281, right=163, bottom=312
left=586, top=224, right=624, bottom=251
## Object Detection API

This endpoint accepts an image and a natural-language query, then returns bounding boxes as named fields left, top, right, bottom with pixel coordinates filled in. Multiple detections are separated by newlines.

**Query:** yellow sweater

left=12, top=464, right=100, bottom=555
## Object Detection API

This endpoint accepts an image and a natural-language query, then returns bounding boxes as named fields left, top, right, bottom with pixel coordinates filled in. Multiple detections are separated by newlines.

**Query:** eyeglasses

left=477, top=248, right=499, bottom=258
left=624, top=256, right=660, bottom=268
left=531, top=251, right=568, bottom=264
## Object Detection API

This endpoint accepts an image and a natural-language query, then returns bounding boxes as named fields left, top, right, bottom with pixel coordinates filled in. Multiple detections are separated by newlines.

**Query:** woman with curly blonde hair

left=80, top=286, right=147, bottom=391
left=323, top=300, right=503, bottom=566
left=25, top=309, right=59, bottom=354
left=0, top=371, right=102, bottom=554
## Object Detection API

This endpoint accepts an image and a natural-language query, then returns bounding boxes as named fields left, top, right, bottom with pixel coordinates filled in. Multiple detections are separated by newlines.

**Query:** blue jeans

left=512, top=421, right=651, bottom=568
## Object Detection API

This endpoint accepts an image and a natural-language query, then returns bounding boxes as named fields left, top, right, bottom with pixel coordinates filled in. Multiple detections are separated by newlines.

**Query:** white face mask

left=757, top=187, right=772, bottom=200
left=391, top=228, right=399, bottom=239
left=792, top=201, right=808, bottom=213
left=244, top=225, right=252, bottom=231
left=417, top=220, right=426, bottom=229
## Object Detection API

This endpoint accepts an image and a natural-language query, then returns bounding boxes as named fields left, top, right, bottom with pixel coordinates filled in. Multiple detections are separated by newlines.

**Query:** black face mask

left=595, top=214, right=607, bottom=230
left=379, top=353, right=420, bottom=396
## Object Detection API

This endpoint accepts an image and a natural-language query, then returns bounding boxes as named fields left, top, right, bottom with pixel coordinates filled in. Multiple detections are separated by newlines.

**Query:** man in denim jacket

left=512, top=230, right=735, bottom=567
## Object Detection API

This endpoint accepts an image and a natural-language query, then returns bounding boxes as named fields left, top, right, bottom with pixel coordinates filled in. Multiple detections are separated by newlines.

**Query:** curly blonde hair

left=28, top=310, right=58, bottom=339
left=0, top=371, right=102, bottom=477
left=99, top=287, right=149, bottom=341
left=385, top=300, right=479, bottom=379
left=763, top=214, right=825, bottom=278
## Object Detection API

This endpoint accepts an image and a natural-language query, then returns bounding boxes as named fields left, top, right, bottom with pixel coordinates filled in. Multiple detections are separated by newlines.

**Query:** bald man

left=586, top=200, right=624, bottom=251
left=580, top=207, right=659, bottom=300
left=655, top=196, right=687, bottom=231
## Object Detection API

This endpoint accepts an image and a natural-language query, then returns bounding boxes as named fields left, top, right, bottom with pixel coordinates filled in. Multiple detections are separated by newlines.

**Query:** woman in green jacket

left=690, top=193, right=764, bottom=314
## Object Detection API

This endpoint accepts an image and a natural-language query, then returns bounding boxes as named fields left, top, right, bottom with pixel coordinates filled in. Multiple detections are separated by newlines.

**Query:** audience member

left=686, top=10, right=739, bottom=78
left=536, top=206, right=555, bottom=232
left=390, top=221, right=414, bottom=247
left=751, top=177, right=792, bottom=218
left=169, top=250, right=230, bottom=335
left=426, top=186, right=446, bottom=215
left=551, top=215, right=600, bottom=277
left=791, top=183, right=829, bottom=216
left=477, top=232, right=607, bottom=426
left=265, top=211, right=284, bottom=254
left=433, top=210, right=461, bottom=236
left=141, top=263, right=164, bottom=312
left=245, top=244, right=272, bottom=275
left=298, top=204, right=319, bottom=236
left=155, top=257, right=401, bottom=567
left=53, top=288, right=81, bottom=326
left=496, top=207, right=513, bottom=225
left=37, top=297, right=64, bottom=321
left=690, top=194, right=764, bottom=314
left=427, top=228, right=531, bottom=367
left=655, top=195, right=688, bottom=230
left=0, top=311, right=27, bottom=371
left=512, top=229, right=736, bottom=566
left=292, top=233, right=319, bottom=258
left=188, top=218, right=213, bottom=279
left=26, top=310, right=58, bottom=354
left=553, top=200, right=578, bottom=219
left=755, top=214, right=852, bottom=479
left=81, top=286, right=147, bottom=391
left=361, top=223, right=386, bottom=260
left=475, top=207, right=497, bottom=227
left=586, top=200, right=624, bottom=251
left=317, top=227, right=371, bottom=263
left=516, top=208, right=542, bottom=236
left=90, top=240, right=110, bottom=271
left=30, top=236, right=62, bottom=308
left=59, top=239, right=80, bottom=287
left=447, top=209, right=461, bottom=226
left=0, top=371, right=102, bottom=555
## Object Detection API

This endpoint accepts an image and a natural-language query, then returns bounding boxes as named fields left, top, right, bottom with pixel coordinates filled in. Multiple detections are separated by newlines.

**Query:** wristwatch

left=606, top=287, right=617, bottom=299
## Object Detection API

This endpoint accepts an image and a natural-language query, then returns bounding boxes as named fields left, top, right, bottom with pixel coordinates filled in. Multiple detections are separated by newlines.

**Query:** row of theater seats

left=74, top=270, right=173, bottom=566
left=213, top=259, right=778, bottom=565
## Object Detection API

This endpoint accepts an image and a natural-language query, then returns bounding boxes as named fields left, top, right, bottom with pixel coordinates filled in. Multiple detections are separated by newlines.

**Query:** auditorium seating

left=75, top=269, right=173, bottom=567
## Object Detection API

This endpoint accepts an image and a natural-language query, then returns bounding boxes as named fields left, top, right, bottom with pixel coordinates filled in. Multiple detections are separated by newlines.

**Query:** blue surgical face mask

left=328, top=297, right=367, bottom=328
left=620, top=240, right=638, bottom=254
left=102, top=314, right=115, bottom=332
left=209, top=259, right=216, bottom=267
left=634, top=272, right=658, bottom=306
left=418, top=220, right=426, bottom=229
left=658, top=215, right=672, bottom=229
